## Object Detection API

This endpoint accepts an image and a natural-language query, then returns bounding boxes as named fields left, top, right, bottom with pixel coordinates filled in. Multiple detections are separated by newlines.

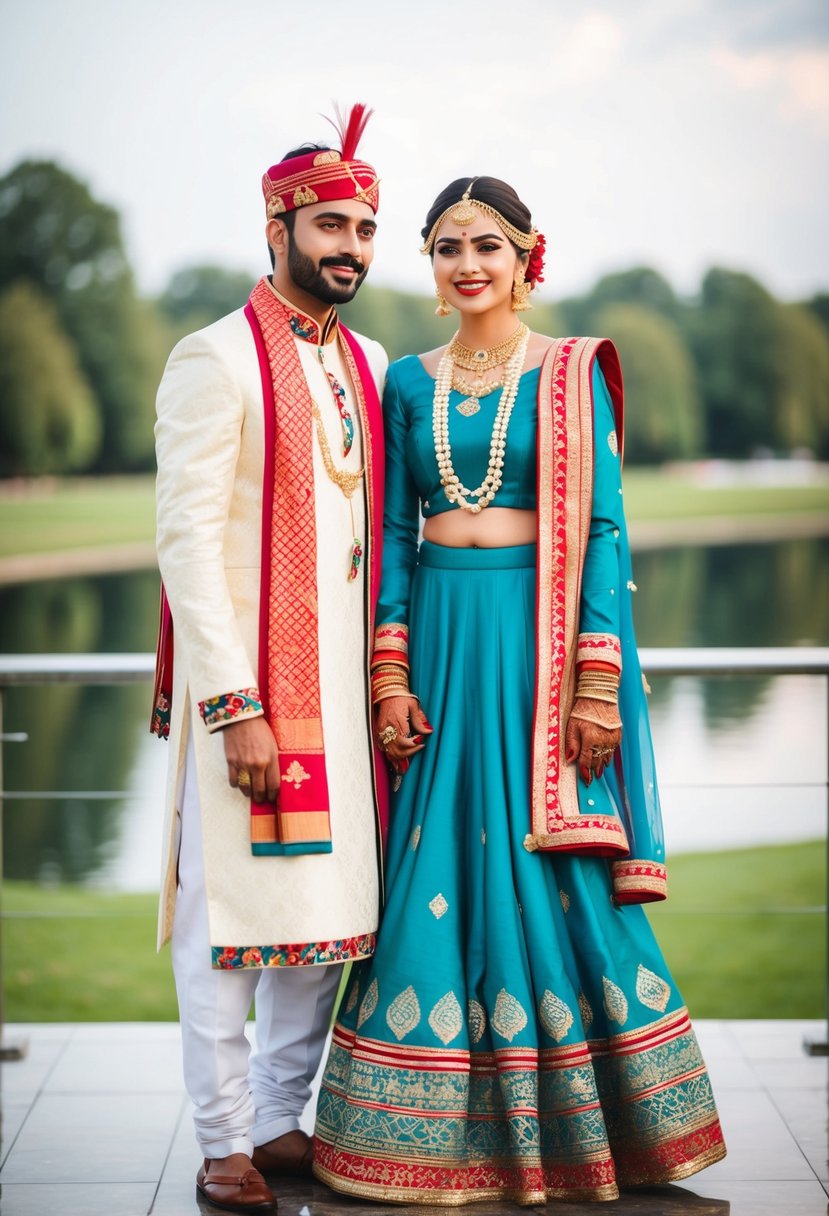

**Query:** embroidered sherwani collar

left=266, top=278, right=339, bottom=345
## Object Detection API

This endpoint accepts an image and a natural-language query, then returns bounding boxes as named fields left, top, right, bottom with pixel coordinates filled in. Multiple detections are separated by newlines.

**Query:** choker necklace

left=448, top=323, right=528, bottom=372
left=433, top=325, right=531, bottom=512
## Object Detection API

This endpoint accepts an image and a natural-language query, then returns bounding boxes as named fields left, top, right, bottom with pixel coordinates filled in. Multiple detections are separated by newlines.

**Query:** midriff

left=423, top=507, right=537, bottom=548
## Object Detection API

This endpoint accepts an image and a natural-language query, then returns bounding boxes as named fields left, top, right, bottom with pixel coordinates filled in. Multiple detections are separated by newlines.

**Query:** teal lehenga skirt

left=314, top=542, right=725, bottom=1205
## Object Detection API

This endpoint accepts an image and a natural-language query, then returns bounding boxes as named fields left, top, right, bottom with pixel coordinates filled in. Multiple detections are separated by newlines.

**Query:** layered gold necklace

left=311, top=344, right=365, bottom=580
left=311, top=398, right=365, bottom=581
left=448, top=323, right=528, bottom=371
left=310, top=400, right=364, bottom=498
left=432, top=325, right=531, bottom=513
left=450, top=369, right=505, bottom=416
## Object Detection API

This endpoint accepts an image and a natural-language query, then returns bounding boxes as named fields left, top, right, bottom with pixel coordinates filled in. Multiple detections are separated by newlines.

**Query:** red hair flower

left=526, top=231, right=546, bottom=285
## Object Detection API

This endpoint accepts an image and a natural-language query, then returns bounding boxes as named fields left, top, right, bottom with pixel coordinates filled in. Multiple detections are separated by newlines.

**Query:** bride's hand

left=376, top=696, right=433, bottom=774
left=565, top=697, right=622, bottom=786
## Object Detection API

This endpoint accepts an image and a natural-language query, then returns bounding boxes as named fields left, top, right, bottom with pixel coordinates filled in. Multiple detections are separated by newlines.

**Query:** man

left=151, top=104, right=388, bottom=1213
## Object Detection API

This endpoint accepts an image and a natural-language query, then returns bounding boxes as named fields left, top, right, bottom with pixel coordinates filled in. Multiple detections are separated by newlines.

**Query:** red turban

left=262, top=103, right=379, bottom=218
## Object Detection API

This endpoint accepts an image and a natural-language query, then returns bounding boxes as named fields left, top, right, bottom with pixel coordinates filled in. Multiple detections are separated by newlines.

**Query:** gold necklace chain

left=451, top=369, right=505, bottom=398
left=447, top=322, right=528, bottom=372
left=311, top=400, right=364, bottom=498
left=432, top=326, right=531, bottom=513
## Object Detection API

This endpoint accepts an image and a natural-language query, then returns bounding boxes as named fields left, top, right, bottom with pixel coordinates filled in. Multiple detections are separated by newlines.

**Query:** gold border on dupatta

left=531, top=341, right=557, bottom=839
left=529, top=338, right=628, bottom=854
left=558, top=339, right=596, bottom=822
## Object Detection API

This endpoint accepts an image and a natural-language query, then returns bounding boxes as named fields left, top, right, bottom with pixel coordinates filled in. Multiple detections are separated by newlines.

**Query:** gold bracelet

left=372, top=681, right=410, bottom=699
left=371, top=664, right=411, bottom=703
left=569, top=709, right=623, bottom=729
left=373, top=686, right=413, bottom=703
left=576, top=673, right=620, bottom=702
left=577, top=671, right=620, bottom=686
left=370, top=659, right=409, bottom=676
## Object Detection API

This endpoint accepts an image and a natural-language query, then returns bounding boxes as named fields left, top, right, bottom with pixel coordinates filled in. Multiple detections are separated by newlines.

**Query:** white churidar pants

left=172, top=736, right=341, bottom=1159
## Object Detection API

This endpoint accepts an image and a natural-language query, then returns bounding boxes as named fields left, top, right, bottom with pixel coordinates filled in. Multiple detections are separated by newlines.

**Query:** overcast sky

left=1, top=0, right=827, bottom=303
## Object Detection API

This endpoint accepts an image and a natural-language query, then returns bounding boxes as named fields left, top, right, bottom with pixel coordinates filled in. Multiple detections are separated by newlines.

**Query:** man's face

left=285, top=199, right=377, bottom=305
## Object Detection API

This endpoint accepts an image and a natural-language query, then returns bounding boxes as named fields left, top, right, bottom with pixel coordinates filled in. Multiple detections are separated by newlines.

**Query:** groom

left=152, top=105, right=388, bottom=1212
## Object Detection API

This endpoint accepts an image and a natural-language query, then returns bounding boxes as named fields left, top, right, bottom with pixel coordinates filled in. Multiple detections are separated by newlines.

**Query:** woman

left=313, top=177, right=725, bottom=1205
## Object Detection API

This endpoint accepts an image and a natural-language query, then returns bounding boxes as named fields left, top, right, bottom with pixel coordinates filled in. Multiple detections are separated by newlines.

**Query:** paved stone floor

left=0, top=1020, right=826, bottom=1215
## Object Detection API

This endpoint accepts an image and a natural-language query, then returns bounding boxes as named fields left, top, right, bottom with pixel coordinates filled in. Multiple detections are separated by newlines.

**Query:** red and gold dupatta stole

left=244, top=278, right=388, bottom=855
left=529, top=336, right=630, bottom=855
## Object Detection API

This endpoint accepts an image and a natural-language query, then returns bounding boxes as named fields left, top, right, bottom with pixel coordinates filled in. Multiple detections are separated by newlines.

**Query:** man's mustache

left=320, top=256, right=365, bottom=274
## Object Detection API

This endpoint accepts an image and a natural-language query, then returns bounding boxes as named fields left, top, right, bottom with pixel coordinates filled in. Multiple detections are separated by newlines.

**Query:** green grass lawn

left=646, top=840, right=825, bottom=1018
left=0, top=476, right=156, bottom=557
left=1, top=470, right=828, bottom=560
left=621, top=467, right=829, bottom=522
left=3, top=841, right=823, bottom=1022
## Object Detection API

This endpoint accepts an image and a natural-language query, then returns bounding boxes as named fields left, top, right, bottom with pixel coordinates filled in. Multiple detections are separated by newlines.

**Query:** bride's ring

left=379, top=725, right=399, bottom=749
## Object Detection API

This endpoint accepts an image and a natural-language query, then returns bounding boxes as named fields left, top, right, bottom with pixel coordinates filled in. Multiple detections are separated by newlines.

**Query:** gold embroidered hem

left=612, top=858, right=668, bottom=903
left=313, top=1162, right=621, bottom=1206
left=524, top=817, right=629, bottom=855
left=314, top=1007, right=726, bottom=1205
left=577, top=633, right=622, bottom=671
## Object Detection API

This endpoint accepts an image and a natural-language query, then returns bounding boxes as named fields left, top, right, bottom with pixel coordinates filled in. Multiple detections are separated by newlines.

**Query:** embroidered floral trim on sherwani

left=199, top=687, right=263, bottom=730
left=214, top=933, right=376, bottom=969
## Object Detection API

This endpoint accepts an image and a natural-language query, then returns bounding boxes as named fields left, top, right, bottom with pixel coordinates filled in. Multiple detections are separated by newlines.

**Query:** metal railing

left=1, top=648, right=827, bottom=1056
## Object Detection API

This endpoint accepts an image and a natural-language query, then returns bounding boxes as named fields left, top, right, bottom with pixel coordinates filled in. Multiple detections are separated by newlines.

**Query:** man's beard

left=287, top=238, right=368, bottom=305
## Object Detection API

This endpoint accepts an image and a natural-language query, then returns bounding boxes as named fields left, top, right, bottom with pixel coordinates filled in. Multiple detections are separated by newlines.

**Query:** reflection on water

left=1, top=571, right=159, bottom=884
left=1, top=538, right=828, bottom=888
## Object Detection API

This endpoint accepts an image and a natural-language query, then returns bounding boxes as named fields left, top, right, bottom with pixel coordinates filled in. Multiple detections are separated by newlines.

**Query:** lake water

left=1, top=535, right=827, bottom=890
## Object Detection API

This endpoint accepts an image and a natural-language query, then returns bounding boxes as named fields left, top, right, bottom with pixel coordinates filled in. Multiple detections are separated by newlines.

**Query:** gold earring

left=435, top=289, right=452, bottom=317
left=512, top=270, right=532, bottom=312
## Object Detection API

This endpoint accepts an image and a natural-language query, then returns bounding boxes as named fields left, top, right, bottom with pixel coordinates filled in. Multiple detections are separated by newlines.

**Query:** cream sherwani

left=155, top=304, right=386, bottom=956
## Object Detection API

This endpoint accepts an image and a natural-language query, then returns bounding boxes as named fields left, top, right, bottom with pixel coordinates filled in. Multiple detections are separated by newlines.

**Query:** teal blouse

left=384, top=355, right=540, bottom=519
left=379, top=353, right=624, bottom=641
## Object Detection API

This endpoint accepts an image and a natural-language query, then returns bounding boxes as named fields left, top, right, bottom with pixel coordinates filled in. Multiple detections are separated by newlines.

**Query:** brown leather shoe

left=196, top=1158, right=276, bottom=1212
left=251, top=1129, right=314, bottom=1178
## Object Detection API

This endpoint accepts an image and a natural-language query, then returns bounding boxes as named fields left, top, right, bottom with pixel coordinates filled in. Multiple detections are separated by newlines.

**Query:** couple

left=152, top=105, right=725, bottom=1212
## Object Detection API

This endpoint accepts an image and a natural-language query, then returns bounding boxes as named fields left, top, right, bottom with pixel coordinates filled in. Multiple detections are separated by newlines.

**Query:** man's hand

left=222, top=717, right=281, bottom=804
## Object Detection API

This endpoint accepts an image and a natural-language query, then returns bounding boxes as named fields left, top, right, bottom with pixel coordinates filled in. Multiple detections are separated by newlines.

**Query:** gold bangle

left=569, top=710, right=623, bottom=729
left=372, top=688, right=411, bottom=704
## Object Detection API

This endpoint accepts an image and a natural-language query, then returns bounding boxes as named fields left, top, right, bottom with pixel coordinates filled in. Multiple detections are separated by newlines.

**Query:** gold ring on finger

left=237, top=768, right=252, bottom=788
left=378, top=725, right=399, bottom=748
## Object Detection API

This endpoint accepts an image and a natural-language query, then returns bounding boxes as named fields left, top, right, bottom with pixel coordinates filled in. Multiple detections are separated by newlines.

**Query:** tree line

left=1, top=159, right=827, bottom=475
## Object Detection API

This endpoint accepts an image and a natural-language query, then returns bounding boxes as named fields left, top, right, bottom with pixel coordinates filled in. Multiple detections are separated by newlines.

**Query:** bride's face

left=432, top=211, right=524, bottom=318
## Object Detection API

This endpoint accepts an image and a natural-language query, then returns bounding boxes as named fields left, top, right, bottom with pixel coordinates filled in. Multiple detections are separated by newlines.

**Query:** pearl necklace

left=432, top=325, right=531, bottom=513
